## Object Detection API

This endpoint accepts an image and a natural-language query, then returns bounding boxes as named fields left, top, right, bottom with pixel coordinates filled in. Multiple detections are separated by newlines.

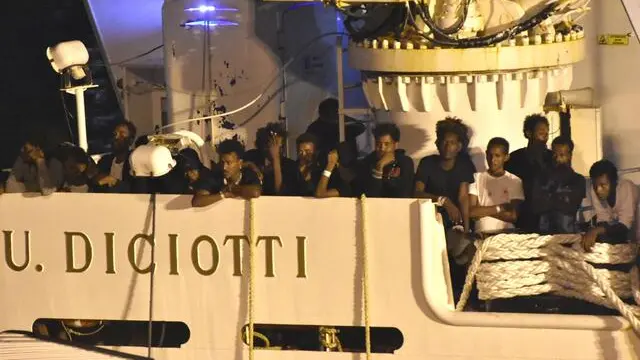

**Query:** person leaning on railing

left=580, top=160, right=639, bottom=251
left=4, top=133, right=64, bottom=196
left=192, top=139, right=262, bottom=207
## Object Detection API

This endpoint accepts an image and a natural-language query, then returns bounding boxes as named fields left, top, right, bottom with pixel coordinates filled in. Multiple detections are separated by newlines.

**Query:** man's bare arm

left=492, top=200, right=522, bottom=223
left=469, top=194, right=499, bottom=219
left=316, top=152, right=340, bottom=198
left=231, top=185, right=261, bottom=199
left=414, top=181, right=440, bottom=201
left=272, top=156, right=283, bottom=194
left=458, top=182, right=471, bottom=232
left=315, top=175, right=340, bottom=198
left=192, top=190, right=224, bottom=207
left=469, top=197, right=521, bottom=224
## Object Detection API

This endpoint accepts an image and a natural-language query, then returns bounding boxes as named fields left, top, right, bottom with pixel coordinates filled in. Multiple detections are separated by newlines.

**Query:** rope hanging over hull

left=248, top=199, right=256, bottom=360
left=244, top=197, right=373, bottom=357
left=360, top=195, right=372, bottom=360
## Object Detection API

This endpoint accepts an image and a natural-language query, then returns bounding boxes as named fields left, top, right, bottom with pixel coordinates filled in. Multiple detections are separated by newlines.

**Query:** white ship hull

left=0, top=193, right=637, bottom=359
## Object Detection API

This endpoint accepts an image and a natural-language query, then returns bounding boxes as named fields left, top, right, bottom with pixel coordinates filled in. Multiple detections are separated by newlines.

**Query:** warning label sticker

left=598, top=34, right=631, bottom=45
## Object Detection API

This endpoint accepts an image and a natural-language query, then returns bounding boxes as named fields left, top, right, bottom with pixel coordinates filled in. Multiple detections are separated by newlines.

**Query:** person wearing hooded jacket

left=178, top=148, right=221, bottom=195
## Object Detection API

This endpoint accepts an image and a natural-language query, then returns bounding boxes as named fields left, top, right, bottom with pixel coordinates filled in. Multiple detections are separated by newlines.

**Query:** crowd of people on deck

left=0, top=99, right=637, bottom=270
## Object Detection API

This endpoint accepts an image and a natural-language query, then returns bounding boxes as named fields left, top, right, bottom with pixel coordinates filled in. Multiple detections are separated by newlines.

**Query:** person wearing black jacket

left=293, top=132, right=322, bottom=197
left=359, top=123, right=414, bottom=198
left=178, top=148, right=221, bottom=195
left=244, top=122, right=298, bottom=196
left=531, top=136, right=585, bottom=234
left=306, top=98, right=365, bottom=159
left=57, top=144, right=97, bottom=193
left=504, top=114, right=553, bottom=231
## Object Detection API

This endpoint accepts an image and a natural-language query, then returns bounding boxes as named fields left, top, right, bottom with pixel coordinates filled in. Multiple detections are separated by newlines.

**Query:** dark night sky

left=0, top=1, right=121, bottom=168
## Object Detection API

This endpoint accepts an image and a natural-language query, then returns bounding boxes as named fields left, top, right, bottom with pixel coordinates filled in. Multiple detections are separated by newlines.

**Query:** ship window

left=469, top=296, right=623, bottom=316
left=240, top=324, right=403, bottom=353
left=31, top=319, right=190, bottom=348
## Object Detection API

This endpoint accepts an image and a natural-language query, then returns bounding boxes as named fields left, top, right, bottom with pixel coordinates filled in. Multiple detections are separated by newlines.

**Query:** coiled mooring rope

left=455, top=233, right=640, bottom=334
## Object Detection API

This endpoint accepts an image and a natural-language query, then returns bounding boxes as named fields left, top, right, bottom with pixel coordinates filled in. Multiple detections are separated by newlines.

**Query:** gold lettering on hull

left=256, top=236, right=282, bottom=277
left=5, top=231, right=309, bottom=277
left=3, top=230, right=31, bottom=272
left=191, top=235, right=220, bottom=276
left=65, top=232, right=92, bottom=273
left=128, top=234, right=155, bottom=274
left=296, top=236, right=308, bottom=278
left=105, top=232, right=116, bottom=274
left=169, top=234, right=179, bottom=275
left=223, top=235, right=249, bottom=276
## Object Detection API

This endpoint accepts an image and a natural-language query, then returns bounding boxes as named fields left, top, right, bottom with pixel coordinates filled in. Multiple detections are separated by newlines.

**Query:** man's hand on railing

left=97, top=175, right=119, bottom=187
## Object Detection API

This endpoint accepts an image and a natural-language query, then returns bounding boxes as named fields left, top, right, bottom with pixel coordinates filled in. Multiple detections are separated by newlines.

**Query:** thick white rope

left=455, top=233, right=640, bottom=334
left=360, top=195, right=372, bottom=360
left=248, top=199, right=256, bottom=360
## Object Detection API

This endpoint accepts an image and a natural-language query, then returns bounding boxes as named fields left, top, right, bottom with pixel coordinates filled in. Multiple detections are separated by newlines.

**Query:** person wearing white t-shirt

left=469, top=137, right=525, bottom=234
